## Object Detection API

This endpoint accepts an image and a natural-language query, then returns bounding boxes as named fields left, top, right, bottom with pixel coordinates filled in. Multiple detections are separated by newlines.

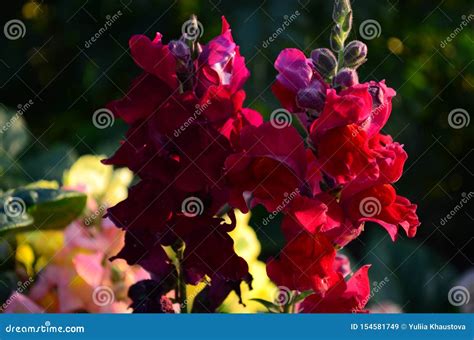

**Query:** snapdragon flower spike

left=103, top=16, right=261, bottom=312
left=228, top=0, right=419, bottom=313
left=270, top=47, right=420, bottom=241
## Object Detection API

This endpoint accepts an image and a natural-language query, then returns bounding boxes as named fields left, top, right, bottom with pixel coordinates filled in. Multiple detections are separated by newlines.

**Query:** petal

left=106, top=73, right=172, bottom=124
left=72, top=252, right=104, bottom=287
left=274, top=48, right=312, bottom=92
left=129, top=34, right=178, bottom=89
left=311, top=85, right=372, bottom=136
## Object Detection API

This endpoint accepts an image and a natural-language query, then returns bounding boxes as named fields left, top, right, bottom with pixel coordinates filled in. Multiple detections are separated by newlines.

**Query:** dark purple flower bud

left=169, top=39, right=191, bottom=60
left=311, top=48, right=338, bottom=79
left=296, top=80, right=326, bottom=112
left=169, top=39, right=194, bottom=90
left=343, top=40, right=368, bottom=69
left=334, top=68, right=359, bottom=88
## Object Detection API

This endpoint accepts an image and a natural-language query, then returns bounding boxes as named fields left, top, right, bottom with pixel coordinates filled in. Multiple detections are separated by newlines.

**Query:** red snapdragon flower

left=254, top=24, right=419, bottom=312
left=266, top=231, right=371, bottom=313
left=269, top=47, right=420, bottom=243
left=301, top=264, right=371, bottom=313
left=104, top=16, right=261, bottom=312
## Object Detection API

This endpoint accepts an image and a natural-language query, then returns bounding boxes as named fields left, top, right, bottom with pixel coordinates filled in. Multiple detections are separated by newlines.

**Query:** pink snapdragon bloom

left=4, top=219, right=149, bottom=313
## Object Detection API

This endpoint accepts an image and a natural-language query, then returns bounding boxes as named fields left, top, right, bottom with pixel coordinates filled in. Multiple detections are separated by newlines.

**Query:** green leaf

left=292, top=289, right=315, bottom=304
left=249, top=298, right=280, bottom=313
left=0, top=187, right=87, bottom=236
left=251, top=290, right=314, bottom=313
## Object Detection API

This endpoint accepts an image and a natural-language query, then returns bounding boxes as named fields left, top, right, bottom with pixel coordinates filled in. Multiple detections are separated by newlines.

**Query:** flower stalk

left=330, top=0, right=353, bottom=72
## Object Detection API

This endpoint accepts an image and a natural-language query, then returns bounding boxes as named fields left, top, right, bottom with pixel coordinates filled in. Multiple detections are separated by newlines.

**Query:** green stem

left=289, top=301, right=296, bottom=314
left=336, top=28, right=350, bottom=73
left=336, top=46, right=345, bottom=74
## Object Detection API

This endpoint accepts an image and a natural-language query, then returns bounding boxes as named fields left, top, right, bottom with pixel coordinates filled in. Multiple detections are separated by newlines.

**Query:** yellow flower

left=16, top=230, right=64, bottom=273
left=102, top=168, right=133, bottom=206
left=63, top=155, right=133, bottom=205
left=15, top=243, right=35, bottom=276
left=63, top=155, right=112, bottom=199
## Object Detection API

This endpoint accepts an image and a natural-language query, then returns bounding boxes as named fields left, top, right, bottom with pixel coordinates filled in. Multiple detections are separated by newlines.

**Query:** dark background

left=1, top=0, right=473, bottom=312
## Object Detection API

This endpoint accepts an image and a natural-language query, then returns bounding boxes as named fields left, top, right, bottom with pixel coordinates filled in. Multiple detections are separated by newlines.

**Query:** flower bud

left=332, top=0, right=351, bottom=24
left=169, top=39, right=193, bottom=90
left=296, top=81, right=326, bottom=112
left=311, top=48, right=338, bottom=79
left=333, top=68, right=359, bottom=88
left=343, top=40, right=367, bottom=69
left=169, top=39, right=191, bottom=60
left=330, top=24, right=344, bottom=52
left=342, top=10, right=353, bottom=33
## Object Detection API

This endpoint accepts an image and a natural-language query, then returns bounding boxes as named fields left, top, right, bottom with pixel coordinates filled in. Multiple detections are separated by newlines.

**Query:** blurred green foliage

left=0, top=0, right=472, bottom=312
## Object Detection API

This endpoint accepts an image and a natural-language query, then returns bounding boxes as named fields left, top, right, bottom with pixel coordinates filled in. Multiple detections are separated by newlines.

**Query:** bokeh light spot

left=387, top=37, right=404, bottom=55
